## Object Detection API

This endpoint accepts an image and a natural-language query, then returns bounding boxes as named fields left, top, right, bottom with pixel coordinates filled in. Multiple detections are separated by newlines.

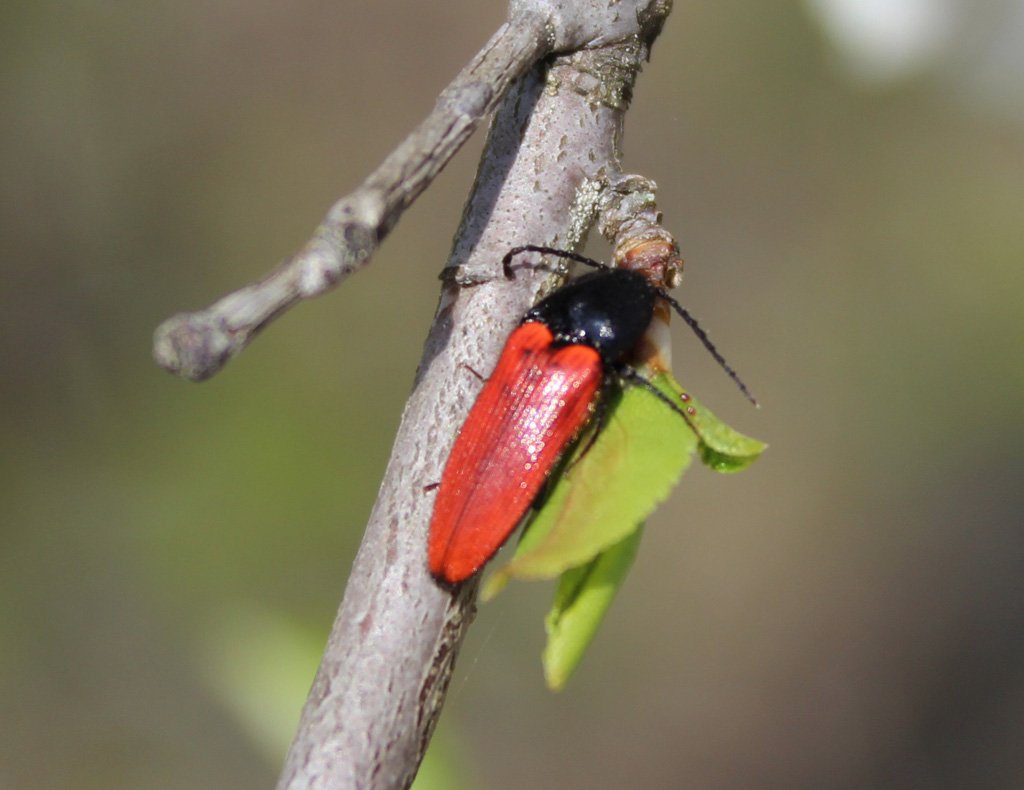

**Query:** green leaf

left=478, top=366, right=767, bottom=688
left=542, top=526, right=643, bottom=691
left=656, top=375, right=767, bottom=473
left=485, top=371, right=765, bottom=589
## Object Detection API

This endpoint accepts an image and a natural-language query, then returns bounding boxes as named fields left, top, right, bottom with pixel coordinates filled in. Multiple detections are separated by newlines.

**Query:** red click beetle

left=428, top=244, right=753, bottom=584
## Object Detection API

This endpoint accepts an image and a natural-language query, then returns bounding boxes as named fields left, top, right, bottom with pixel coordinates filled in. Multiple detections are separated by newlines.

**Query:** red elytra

left=428, top=321, right=603, bottom=582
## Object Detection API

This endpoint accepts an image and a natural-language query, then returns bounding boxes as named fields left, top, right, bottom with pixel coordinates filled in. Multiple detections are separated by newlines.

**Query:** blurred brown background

left=3, top=1, right=1023, bottom=788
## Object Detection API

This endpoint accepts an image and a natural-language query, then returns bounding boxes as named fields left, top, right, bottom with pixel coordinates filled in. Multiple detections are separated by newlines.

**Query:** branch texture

left=275, top=6, right=670, bottom=789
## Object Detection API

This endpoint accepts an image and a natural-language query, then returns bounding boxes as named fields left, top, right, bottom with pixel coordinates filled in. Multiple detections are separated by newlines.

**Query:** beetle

left=428, top=245, right=752, bottom=583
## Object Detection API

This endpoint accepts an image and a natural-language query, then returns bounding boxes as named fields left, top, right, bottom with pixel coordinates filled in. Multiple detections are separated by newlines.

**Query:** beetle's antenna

left=502, top=245, right=604, bottom=278
left=656, top=293, right=757, bottom=406
left=502, top=246, right=757, bottom=406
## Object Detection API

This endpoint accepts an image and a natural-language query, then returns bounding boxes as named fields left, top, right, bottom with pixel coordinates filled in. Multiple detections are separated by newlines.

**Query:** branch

left=274, top=25, right=672, bottom=790
left=152, top=14, right=552, bottom=381
left=149, top=0, right=674, bottom=785
left=152, top=0, right=672, bottom=382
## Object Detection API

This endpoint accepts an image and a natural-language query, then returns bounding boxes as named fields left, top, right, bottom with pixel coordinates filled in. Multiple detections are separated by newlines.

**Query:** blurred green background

left=3, top=1, right=1023, bottom=787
